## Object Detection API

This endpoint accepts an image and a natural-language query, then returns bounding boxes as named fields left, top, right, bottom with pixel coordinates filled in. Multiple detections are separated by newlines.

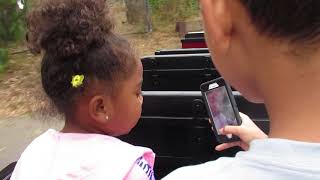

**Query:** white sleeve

left=162, top=158, right=234, bottom=180
left=125, top=156, right=155, bottom=180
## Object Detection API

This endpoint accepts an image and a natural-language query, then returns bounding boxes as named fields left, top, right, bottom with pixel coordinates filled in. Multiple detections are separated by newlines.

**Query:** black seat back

left=142, top=54, right=216, bottom=91
left=121, top=51, right=270, bottom=178
left=120, top=91, right=269, bottom=178
left=185, top=31, right=205, bottom=39
left=142, top=54, right=213, bottom=70
left=155, top=48, right=209, bottom=55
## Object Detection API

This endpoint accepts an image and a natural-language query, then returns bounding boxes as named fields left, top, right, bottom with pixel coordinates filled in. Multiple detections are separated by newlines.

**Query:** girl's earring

left=105, top=115, right=109, bottom=121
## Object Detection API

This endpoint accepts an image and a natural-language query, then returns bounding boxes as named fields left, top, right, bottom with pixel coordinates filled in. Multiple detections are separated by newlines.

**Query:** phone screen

left=205, top=86, right=238, bottom=135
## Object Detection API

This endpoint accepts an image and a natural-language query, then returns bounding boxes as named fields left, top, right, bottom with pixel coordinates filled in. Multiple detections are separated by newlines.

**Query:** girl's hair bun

left=27, top=0, right=113, bottom=58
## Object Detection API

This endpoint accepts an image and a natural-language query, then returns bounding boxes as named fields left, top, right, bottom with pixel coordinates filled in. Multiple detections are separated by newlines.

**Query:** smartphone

left=200, top=78, right=242, bottom=143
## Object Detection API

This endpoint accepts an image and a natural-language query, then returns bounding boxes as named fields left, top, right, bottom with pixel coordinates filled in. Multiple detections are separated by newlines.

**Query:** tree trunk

left=124, top=0, right=146, bottom=25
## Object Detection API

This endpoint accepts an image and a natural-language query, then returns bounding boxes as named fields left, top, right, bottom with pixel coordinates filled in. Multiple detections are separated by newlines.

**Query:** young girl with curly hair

left=10, top=0, right=155, bottom=179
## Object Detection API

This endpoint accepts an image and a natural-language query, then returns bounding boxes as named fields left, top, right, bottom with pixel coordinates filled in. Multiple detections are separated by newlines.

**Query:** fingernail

left=226, top=134, right=233, bottom=139
left=219, top=128, right=224, bottom=134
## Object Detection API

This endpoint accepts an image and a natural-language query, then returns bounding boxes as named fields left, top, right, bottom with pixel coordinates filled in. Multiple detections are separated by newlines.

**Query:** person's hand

left=215, top=113, right=268, bottom=151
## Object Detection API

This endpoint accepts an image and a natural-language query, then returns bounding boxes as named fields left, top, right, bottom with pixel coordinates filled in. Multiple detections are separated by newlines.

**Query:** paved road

left=0, top=115, right=63, bottom=170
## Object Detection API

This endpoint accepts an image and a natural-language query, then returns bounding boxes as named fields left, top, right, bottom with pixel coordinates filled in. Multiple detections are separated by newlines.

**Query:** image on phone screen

left=205, top=86, right=238, bottom=135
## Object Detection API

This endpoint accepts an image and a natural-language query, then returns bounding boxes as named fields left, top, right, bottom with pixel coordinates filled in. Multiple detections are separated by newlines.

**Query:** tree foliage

left=0, top=0, right=27, bottom=72
left=0, top=0, right=27, bottom=46
left=0, top=48, right=8, bottom=73
left=149, top=0, right=199, bottom=22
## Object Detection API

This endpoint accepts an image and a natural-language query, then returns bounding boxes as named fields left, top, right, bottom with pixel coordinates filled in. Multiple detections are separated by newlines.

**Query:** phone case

left=200, top=78, right=242, bottom=143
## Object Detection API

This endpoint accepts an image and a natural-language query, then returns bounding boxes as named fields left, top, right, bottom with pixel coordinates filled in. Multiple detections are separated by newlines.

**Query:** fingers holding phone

left=201, top=78, right=267, bottom=150
left=215, top=113, right=268, bottom=151
left=201, top=78, right=242, bottom=143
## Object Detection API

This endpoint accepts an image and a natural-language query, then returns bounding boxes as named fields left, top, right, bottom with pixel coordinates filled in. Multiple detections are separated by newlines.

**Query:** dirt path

left=0, top=115, right=63, bottom=170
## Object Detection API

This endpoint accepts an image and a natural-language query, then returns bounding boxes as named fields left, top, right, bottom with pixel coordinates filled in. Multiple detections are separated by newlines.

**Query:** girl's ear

left=88, top=95, right=114, bottom=125
left=200, top=0, right=233, bottom=56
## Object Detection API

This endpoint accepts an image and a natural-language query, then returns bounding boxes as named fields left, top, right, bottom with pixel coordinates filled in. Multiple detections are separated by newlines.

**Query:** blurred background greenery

left=0, top=0, right=202, bottom=117
left=0, top=0, right=27, bottom=73
left=149, top=0, right=199, bottom=22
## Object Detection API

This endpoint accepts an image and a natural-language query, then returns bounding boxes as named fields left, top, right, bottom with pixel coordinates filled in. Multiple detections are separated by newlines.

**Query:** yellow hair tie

left=71, top=75, right=85, bottom=88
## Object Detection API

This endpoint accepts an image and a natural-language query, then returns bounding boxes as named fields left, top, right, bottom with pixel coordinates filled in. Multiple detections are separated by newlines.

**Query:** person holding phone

left=163, top=0, right=320, bottom=179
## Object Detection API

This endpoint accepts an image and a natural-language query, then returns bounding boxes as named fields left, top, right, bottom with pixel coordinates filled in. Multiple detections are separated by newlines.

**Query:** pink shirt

left=11, top=129, right=155, bottom=180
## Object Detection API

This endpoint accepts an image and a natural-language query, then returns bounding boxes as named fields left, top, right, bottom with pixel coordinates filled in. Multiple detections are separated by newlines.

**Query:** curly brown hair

left=27, top=0, right=137, bottom=113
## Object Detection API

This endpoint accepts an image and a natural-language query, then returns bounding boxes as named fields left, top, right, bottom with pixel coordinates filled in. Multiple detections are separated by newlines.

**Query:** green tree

left=0, top=48, right=8, bottom=73
left=0, top=0, right=27, bottom=73
left=0, top=0, right=27, bottom=46
left=149, top=0, right=199, bottom=23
